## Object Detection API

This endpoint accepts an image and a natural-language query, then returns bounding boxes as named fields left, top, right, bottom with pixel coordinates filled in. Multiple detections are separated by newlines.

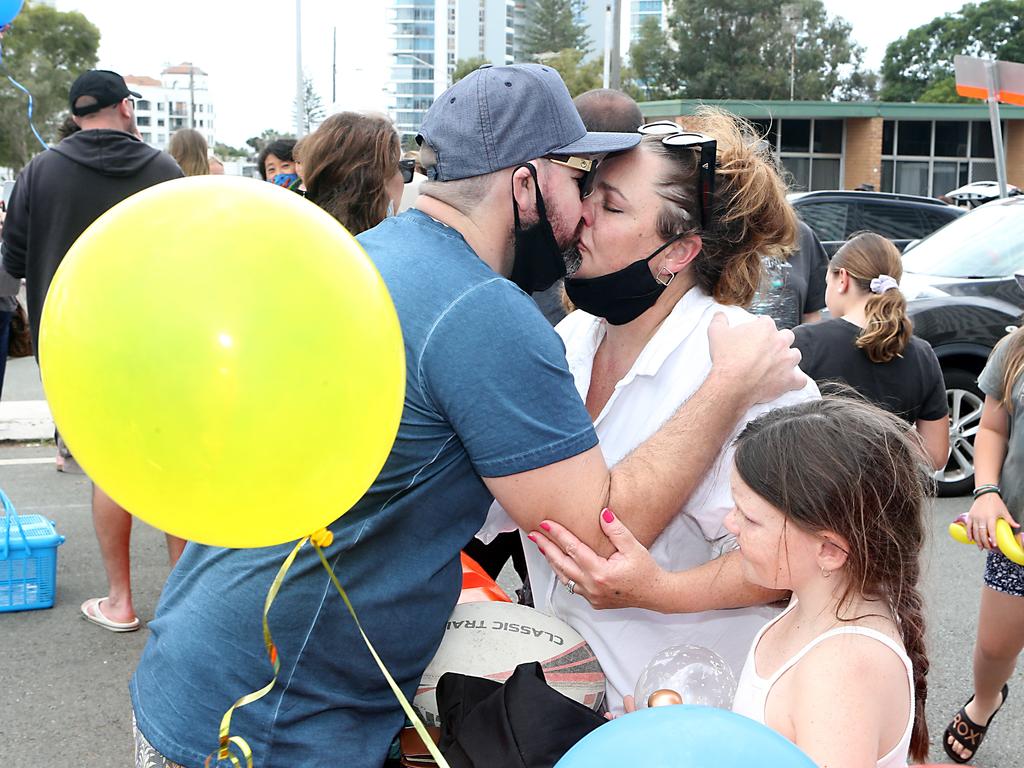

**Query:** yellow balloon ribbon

left=205, top=537, right=308, bottom=768
left=312, top=542, right=452, bottom=768
left=207, top=531, right=451, bottom=768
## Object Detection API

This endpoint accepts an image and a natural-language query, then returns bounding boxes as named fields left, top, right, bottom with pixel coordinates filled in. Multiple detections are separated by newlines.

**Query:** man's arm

left=485, top=314, right=804, bottom=556
left=528, top=513, right=786, bottom=612
left=1, top=170, right=29, bottom=279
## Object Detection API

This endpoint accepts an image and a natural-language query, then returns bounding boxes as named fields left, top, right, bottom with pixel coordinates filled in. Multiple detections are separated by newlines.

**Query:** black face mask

left=563, top=234, right=686, bottom=325
left=510, top=163, right=569, bottom=293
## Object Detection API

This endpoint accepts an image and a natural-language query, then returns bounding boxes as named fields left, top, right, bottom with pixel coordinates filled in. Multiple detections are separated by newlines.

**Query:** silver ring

left=566, top=579, right=576, bottom=595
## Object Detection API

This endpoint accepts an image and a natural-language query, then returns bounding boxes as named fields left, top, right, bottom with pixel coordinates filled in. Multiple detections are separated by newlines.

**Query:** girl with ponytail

left=792, top=232, right=949, bottom=469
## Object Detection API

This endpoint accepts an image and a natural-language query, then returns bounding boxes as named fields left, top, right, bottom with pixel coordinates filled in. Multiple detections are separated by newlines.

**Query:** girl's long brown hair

left=301, top=112, right=400, bottom=235
left=993, top=326, right=1024, bottom=413
left=830, top=232, right=911, bottom=363
left=734, top=396, right=931, bottom=762
left=167, top=128, right=209, bottom=177
left=646, top=107, right=797, bottom=306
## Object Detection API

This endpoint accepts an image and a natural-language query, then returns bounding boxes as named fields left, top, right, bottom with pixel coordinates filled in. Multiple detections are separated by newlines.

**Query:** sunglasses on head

left=399, top=158, right=416, bottom=184
left=546, top=155, right=597, bottom=198
left=638, top=121, right=717, bottom=229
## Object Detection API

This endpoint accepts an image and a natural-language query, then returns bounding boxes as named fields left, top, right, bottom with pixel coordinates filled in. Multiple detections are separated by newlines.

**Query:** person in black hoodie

left=1, top=69, right=184, bottom=634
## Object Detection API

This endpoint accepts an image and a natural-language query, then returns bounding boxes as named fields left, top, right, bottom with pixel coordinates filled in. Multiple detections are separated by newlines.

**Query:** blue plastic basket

left=0, top=489, right=65, bottom=612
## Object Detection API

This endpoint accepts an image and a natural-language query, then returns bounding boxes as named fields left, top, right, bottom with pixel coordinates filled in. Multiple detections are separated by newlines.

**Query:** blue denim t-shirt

left=130, top=210, right=598, bottom=767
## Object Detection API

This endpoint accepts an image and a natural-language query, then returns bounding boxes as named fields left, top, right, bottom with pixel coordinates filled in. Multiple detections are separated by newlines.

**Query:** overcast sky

left=52, top=0, right=973, bottom=147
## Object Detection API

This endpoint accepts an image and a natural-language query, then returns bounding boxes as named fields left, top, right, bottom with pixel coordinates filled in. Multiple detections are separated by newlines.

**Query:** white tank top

left=732, top=600, right=914, bottom=768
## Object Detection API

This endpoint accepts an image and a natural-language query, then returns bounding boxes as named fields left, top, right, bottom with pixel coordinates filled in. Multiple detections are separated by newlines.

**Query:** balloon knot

left=310, top=528, right=333, bottom=548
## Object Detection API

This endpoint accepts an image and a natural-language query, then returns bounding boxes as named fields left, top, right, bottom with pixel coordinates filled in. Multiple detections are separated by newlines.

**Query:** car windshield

left=902, top=202, right=1024, bottom=278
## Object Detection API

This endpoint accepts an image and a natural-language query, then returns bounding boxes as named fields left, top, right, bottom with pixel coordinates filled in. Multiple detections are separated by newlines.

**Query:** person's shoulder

left=796, top=627, right=908, bottom=690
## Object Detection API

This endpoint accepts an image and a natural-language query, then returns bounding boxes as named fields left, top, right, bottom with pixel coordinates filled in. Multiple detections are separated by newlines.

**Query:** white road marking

left=0, top=457, right=57, bottom=466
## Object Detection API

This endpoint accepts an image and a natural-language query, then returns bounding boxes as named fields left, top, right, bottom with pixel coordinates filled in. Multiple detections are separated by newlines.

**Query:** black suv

left=789, top=190, right=964, bottom=256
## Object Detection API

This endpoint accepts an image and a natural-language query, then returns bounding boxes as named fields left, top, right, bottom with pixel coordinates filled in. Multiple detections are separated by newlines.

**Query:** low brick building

left=638, top=99, right=1024, bottom=198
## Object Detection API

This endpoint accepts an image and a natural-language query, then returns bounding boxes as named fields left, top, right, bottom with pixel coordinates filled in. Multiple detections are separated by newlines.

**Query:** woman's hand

left=968, top=492, right=1019, bottom=550
left=528, top=508, right=669, bottom=611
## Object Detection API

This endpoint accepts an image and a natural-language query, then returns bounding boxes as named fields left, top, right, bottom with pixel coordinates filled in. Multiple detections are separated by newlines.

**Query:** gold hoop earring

left=821, top=568, right=831, bottom=579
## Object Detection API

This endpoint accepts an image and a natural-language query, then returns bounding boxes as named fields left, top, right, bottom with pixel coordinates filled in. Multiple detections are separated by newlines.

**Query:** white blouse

left=480, top=287, right=819, bottom=713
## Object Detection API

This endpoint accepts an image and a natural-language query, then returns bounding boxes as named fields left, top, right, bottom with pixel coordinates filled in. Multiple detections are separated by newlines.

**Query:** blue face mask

left=271, top=172, right=299, bottom=188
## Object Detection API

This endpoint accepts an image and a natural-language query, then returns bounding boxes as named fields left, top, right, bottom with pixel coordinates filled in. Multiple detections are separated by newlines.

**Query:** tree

left=624, top=0, right=873, bottom=102
left=538, top=48, right=603, bottom=97
left=628, top=17, right=676, bottom=101
left=880, top=1, right=1024, bottom=102
left=214, top=141, right=248, bottom=159
left=522, top=0, right=590, bottom=60
left=293, top=76, right=325, bottom=134
left=452, top=56, right=490, bottom=83
left=245, top=128, right=288, bottom=155
left=0, top=1, right=99, bottom=171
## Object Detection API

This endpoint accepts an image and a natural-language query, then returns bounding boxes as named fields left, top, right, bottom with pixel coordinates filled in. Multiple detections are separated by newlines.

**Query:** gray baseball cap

left=417, top=63, right=641, bottom=181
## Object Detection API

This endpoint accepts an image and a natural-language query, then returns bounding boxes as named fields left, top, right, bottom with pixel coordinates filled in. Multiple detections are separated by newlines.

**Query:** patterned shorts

left=984, top=550, right=1024, bottom=597
left=133, top=713, right=186, bottom=768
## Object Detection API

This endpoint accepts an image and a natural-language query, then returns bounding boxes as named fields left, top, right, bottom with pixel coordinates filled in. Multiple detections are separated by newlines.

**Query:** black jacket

left=0, top=129, right=182, bottom=351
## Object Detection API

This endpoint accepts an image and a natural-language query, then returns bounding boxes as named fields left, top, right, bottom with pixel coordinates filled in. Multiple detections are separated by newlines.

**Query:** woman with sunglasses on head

left=791, top=232, right=949, bottom=470
left=482, top=107, right=818, bottom=714
left=299, top=112, right=412, bottom=235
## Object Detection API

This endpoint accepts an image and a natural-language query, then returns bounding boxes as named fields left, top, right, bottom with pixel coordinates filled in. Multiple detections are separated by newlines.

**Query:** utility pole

left=332, top=26, right=337, bottom=105
left=602, top=3, right=611, bottom=89
left=295, top=0, right=305, bottom=137
left=782, top=4, right=800, bottom=100
left=188, top=63, right=195, bottom=129
left=609, top=0, right=621, bottom=90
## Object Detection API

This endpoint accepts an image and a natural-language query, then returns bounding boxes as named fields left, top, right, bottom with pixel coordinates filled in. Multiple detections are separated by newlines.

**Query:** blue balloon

left=556, top=705, right=817, bottom=768
left=0, top=0, right=24, bottom=27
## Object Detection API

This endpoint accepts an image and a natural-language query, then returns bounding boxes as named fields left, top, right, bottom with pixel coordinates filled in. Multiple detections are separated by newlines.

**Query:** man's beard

left=562, top=246, right=582, bottom=277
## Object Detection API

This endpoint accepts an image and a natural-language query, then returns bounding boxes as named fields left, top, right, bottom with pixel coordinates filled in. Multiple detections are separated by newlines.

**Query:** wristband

left=973, top=484, right=1002, bottom=500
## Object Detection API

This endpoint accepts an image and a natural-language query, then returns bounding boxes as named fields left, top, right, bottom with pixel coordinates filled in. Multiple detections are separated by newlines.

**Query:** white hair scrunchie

left=870, top=275, right=899, bottom=294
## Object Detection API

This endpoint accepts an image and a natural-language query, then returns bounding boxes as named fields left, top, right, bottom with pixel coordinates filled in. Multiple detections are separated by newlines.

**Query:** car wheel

left=935, top=368, right=984, bottom=497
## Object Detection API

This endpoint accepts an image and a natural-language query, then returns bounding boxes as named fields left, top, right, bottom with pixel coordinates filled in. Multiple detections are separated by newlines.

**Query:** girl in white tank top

left=723, top=397, right=930, bottom=767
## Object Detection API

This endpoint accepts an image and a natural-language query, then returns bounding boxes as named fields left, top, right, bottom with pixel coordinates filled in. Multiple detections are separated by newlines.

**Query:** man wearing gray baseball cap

left=128, top=65, right=805, bottom=768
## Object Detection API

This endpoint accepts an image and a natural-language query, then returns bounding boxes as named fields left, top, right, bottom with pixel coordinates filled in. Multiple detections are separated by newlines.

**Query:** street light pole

left=295, top=0, right=305, bottom=137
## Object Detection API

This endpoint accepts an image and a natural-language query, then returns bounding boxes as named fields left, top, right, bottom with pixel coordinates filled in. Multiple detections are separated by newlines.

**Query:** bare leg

left=947, top=586, right=1024, bottom=760
left=165, top=534, right=187, bottom=567
left=91, top=485, right=137, bottom=624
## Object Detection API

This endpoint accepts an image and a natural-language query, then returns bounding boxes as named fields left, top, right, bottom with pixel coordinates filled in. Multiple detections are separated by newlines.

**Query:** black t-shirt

left=749, top=221, right=828, bottom=330
left=793, top=318, right=948, bottom=424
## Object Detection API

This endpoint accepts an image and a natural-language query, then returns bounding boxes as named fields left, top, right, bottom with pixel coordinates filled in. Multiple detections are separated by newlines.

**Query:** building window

left=137, top=99, right=151, bottom=111
left=157, top=102, right=165, bottom=111
left=157, top=119, right=165, bottom=127
left=753, top=118, right=843, bottom=192
left=137, top=116, right=151, bottom=126
left=881, top=119, right=1004, bottom=197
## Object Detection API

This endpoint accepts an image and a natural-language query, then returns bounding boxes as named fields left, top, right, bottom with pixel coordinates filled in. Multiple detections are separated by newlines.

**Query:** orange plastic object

left=458, top=552, right=511, bottom=604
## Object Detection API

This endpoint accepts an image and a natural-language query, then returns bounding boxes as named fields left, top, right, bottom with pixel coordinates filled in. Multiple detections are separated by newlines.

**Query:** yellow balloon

left=39, top=176, right=405, bottom=548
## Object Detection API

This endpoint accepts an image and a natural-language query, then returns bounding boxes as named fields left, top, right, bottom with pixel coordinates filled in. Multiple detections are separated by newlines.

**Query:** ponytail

left=831, top=233, right=911, bottom=363
left=857, top=289, right=912, bottom=363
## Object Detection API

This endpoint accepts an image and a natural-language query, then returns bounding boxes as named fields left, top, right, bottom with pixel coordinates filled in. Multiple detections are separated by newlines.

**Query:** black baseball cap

left=69, top=70, right=141, bottom=116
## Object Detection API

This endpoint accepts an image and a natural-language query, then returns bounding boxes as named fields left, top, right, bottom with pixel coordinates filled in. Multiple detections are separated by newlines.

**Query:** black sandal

left=943, top=683, right=1009, bottom=764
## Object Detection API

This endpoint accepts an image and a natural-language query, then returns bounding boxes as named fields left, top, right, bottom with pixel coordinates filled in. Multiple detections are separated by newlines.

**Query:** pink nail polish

left=527, top=533, right=538, bottom=543
left=602, top=509, right=615, bottom=523
left=540, top=522, right=551, bottom=532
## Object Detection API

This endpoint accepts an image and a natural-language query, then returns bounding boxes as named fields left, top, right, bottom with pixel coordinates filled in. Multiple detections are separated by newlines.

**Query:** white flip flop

left=80, top=597, right=140, bottom=632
